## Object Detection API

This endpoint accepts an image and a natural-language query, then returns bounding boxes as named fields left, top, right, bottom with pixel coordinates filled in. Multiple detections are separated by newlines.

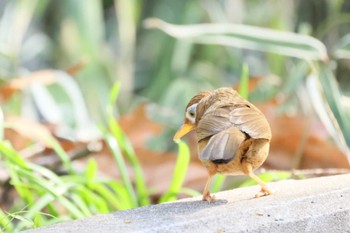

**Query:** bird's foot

left=202, top=192, right=215, bottom=203
left=255, top=186, right=273, bottom=198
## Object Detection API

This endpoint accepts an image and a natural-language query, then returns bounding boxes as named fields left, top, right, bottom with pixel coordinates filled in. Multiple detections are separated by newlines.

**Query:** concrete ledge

left=25, top=174, right=350, bottom=233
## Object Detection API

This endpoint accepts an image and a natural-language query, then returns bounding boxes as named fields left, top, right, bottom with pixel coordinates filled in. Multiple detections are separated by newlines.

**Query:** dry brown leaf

left=65, top=57, right=88, bottom=76
left=119, top=104, right=164, bottom=148
left=4, top=115, right=54, bottom=149
left=0, top=70, right=57, bottom=102
left=0, top=62, right=85, bottom=103
left=257, top=101, right=350, bottom=170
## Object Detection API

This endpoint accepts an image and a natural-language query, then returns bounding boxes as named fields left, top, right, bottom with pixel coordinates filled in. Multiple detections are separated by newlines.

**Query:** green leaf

left=107, top=181, right=135, bottom=210
left=7, top=213, right=33, bottom=228
left=106, top=81, right=150, bottom=206
left=0, top=141, right=28, bottom=168
left=76, top=186, right=109, bottom=214
left=70, top=194, right=93, bottom=216
left=102, top=129, right=138, bottom=208
left=85, top=159, right=98, bottom=182
left=0, top=209, right=13, bottom=232
left=144, top=18, right=328, bottom=61
left=159, top=141, right=190, bottom=203
left=239, top=63, right=249, bottom=99
left=316, top=64, right=350, bottom=160
left=333, top=34, right=350, bottom=59
left=49, top=138, right=74, bottom=173
left=15, top=168, right=85, bottom=219
left=211, top=174, right=225, bottom=193
left=7, top=164, right=34, bottom=204
left=89, top=182, right=126, bottom=211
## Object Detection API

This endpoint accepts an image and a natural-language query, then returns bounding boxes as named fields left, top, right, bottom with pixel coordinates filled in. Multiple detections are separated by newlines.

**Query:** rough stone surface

left=24, top=174, right=350, bottom=233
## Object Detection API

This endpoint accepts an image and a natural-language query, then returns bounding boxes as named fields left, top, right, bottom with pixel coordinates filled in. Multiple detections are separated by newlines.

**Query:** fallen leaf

left=0, top=70, right=57, bottom=102
left=258, top=101, right=349, bottom=170
left=65, top=57, right=88, bottom=76
left=4, top=115, right=54, bottom=149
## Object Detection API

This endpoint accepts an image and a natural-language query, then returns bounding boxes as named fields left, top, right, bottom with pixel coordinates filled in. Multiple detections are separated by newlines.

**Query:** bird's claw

left=255, top=187, right=273, bottom=198
left=202, top=192, right=215, bottom=203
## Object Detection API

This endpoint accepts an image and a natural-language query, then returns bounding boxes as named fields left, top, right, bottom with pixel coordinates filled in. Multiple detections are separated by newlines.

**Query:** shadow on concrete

left=161, top=198, right=229, bottom=214
left=110, top=198, right=229, bottom=225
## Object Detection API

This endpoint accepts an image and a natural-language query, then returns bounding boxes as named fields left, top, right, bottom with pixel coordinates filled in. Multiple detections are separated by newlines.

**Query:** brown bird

left=173, top=87, right=272, bottom=202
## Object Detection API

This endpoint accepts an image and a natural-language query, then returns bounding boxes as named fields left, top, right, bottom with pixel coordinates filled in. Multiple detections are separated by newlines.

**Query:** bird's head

left=173, top=91, right=211, bottom=142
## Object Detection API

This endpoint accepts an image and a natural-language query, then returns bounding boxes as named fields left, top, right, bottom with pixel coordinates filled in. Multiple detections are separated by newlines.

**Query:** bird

left=173, top=87, right=272, bottom=203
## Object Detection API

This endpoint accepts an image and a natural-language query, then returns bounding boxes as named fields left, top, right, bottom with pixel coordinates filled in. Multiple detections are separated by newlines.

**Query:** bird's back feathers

left=195, top=87, right=271, bottom=163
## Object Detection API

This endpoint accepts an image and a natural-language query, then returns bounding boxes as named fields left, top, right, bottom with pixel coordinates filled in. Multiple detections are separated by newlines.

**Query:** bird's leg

left=242, top=162, right=272, bottom=198
left=202, top=175, right=215, bottom=203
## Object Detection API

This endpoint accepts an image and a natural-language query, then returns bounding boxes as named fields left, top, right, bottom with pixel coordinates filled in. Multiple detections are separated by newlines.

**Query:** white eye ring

left=186, top=103, right=198, bottom=124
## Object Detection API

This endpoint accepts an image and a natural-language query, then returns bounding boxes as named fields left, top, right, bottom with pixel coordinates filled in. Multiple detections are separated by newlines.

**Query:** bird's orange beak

left=173, top=123, right=195, bottom=142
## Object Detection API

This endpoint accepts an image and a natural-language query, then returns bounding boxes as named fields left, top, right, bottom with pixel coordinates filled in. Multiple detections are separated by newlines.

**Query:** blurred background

left=1, top=0, right=350, bottom=231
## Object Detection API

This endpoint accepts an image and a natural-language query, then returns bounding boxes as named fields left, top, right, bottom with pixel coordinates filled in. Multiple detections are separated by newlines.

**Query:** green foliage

left=1, top=0, right=350, bottom=231
left=0, top=79, right=195, bottom=231
left=144, top=18, right=328, bottom=61
left=105, top=82, right=150, bottom=206
left=146, top=17, right=350, bottom=161
left=159, top=141, right=190, bottom=203
left=239, top=64, right=250, bottom=99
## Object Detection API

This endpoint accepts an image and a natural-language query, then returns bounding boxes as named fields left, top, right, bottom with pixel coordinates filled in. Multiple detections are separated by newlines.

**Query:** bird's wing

left=196, top=108, right=231, bottom=141
left=229, top=104, right=271, bottom=140
left=199, top=127, right=245, bottom=162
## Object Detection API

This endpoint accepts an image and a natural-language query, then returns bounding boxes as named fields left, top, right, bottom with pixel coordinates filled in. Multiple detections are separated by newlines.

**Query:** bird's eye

left=186, top=103, right=198, bottom=122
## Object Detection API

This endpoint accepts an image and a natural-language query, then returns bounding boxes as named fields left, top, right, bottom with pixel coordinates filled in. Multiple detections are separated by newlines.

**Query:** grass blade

left=210, top=174, right=225, bottom=193
left=159, top=141, right=190, bottom=203
left=0, top=209, right=13, bottom=232
left=102, top=129, right=138, bottom=208
left=106, top=82, right=150, bottom=206
left=15, top=168, right=85, bottom=218
left=238, top=64, right=249, bottom=99
left=89, top=183, right=126, bottom=211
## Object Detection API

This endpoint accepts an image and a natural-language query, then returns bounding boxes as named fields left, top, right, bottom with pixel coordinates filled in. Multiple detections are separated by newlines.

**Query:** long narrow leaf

left=75, top=186, right=109, bottom=214
left=159, top=141, right=190, bottom=203
left=239, top=64, right=249, bottom=99
left=0, top=141, right=28, bottom=168
left=144, top=18, right=328, bottom=61
left=15, top=195, right=56, bottom=230
left=106, top=82, right=150, bottom=206
left=316, top=64, right=350, bottom=162
left=49, top=138, right=74, bottom=173
left=102, top=130, right=138, bottom=208
left=15, top=169, right=85, bottom=218
left=89, top=183, right=125, bottom=211
left=7, top=165, right=34, bottom=204
left=107, top=180, right=135, bottom=210
left=0, top=209, right=13, bottom=232
left=210, top=174, right=225, bottom=193
left=70, top=194, right=93, bottom=216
